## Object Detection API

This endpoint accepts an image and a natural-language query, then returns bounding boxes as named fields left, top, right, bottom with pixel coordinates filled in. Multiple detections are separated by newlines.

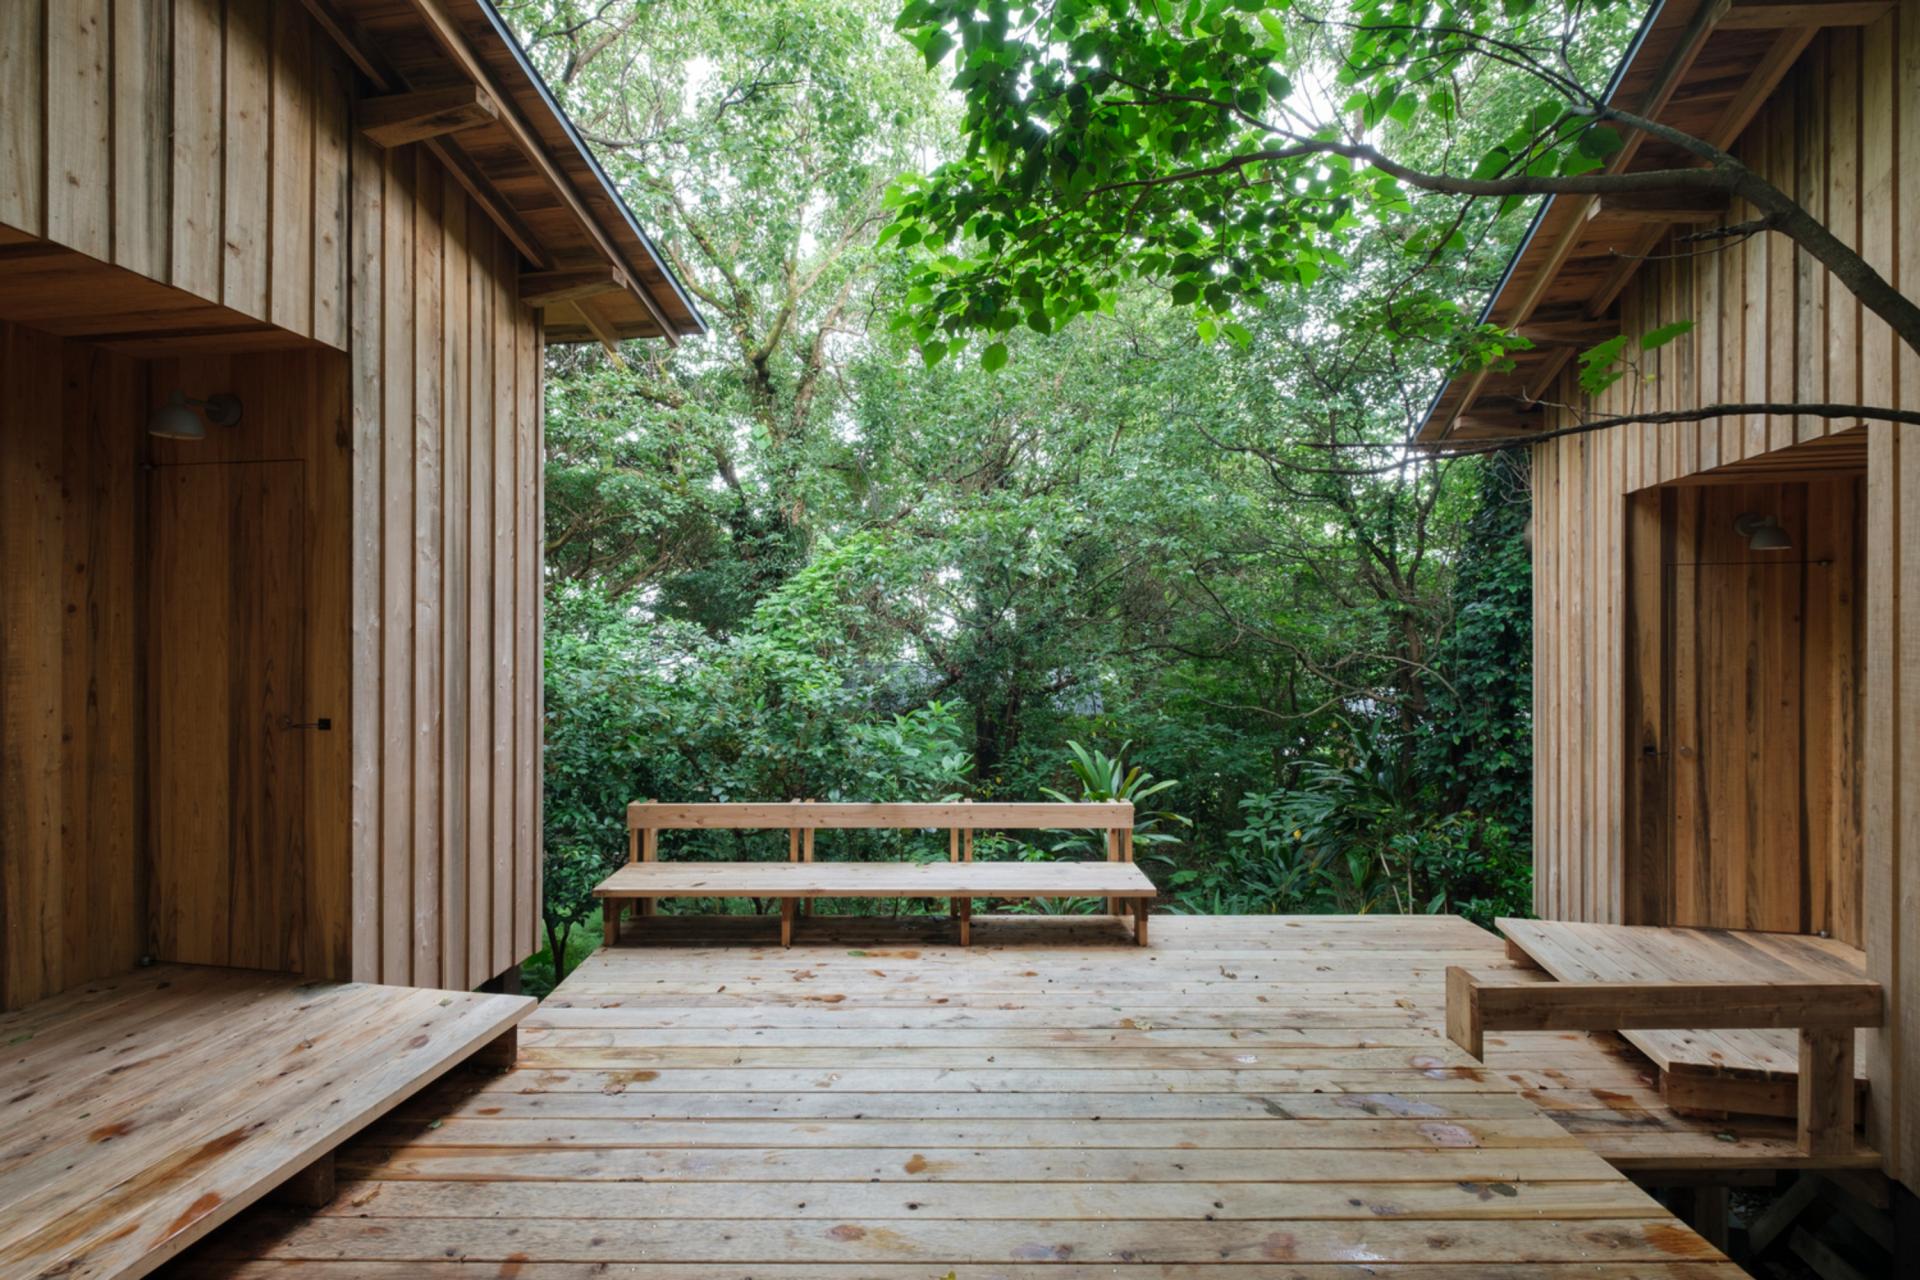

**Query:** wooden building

left=0, top=0, right=701, bottom=1010
left=1418, top=0, right=1919, bottom=1200
left=0, top=2, right=700, bottom=1273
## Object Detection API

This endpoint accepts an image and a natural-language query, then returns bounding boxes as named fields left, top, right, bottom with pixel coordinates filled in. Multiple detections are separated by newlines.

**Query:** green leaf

left=921, top=339, right=949, bottom=367
left=1170, top=280, right=1200, bottom=306
left=981, top=341, right=1009, bottom=372
left=1640, top=320, right=1695, bottom=351
left=920, top=28, right=955, bottom=70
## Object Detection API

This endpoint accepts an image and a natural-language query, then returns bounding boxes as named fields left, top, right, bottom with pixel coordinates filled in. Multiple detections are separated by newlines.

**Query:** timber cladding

left=0, top=0, right=545, bottom=1006
left=1527, top=17, right=1918, bottom=1190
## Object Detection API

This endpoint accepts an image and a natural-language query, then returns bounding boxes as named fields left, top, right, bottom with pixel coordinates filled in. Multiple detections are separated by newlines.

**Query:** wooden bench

left=1445, top=965, right=1883, bottom=1157
left=0, top=964, right=532, bottom=1279
left=598, top=801, right=1156, bottom=946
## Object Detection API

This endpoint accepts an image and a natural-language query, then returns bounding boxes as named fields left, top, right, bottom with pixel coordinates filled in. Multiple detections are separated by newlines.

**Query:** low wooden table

left=596, top=860, right=1158, bottom=946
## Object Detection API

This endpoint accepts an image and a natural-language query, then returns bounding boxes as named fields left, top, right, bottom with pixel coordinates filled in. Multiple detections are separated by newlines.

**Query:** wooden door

left=149, top=460, right=307, bottom=970
left=1642, top=480, right=1864, bottom=938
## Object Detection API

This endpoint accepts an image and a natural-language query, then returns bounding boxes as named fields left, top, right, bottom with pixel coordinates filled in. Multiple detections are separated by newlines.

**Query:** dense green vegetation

left=502, top=0, right=1604, bottom=984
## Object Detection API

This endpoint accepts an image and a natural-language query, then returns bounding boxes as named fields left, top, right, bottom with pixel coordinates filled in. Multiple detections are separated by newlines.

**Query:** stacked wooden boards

left=173, top=914, right=1741, bottom=1277
left=0, top=965, right=531, bottom=1279
left=1501, top=919, right=1874, bottom=1115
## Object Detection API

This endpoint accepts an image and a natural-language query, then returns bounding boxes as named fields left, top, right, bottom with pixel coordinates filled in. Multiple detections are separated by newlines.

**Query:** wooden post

left=1105, top=828, right=1121, bottom=918
left=948, top=826, right=960, bottom=917
left=1797, top=1028, right=1856, bottom=1156
left=269, top=1152, right=337, bottom=1208
left=638, top=800, right=657, bottom=916
left=1133, top=897, right=1150, bottom=947
left=602, top=898, right=621, bottom=947
left=473, top=1024, right=520, bottom=1071
left=957, top=895, right=971, bottom=947
left=1445, top=965, right=1485, bottom=1060
left=780, top=896, right=795, bottom=948
left=800, top=799, right=815, bottom=917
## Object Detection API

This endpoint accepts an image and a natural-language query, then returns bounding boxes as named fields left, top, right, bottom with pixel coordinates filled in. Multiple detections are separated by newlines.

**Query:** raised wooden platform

left=172, top=915, right=1744, bottom=1278
left=0, top=965, right=532, bottom=1280
left=1500, top=919, right=1873, bottom=1116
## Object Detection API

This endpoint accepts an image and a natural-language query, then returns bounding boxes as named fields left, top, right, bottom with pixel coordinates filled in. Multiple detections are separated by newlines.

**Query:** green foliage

left=882, top=0, right=1641, bottom=364
left=510, top=0, right=1550, bottom=981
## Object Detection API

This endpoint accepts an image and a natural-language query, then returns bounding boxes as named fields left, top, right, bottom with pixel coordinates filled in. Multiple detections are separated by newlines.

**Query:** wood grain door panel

left=149, top=460, right=306, bottom=970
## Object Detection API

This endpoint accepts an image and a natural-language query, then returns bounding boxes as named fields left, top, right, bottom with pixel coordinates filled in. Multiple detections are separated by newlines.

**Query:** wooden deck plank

left=170, top=916, right=1741, bottom=1278
left=0, top=965, right=531, bottom=1280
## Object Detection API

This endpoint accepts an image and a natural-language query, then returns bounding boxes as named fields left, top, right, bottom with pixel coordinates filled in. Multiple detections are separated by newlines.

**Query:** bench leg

left=269, top=1151, right=336, bottom=1209
left=781, top=898, right=795, bottom=948
left=957, top=896, right=971, bottom=947
left=473, top=1024, right=519, bottom=1071
left=1799, top=1028, right=1856, bottom=1156
left=1444, top=965, right=1485, bottom=1060
left=1133, top=899, right=1149, bottom=946
left=603, top=899, right=621, bottom=947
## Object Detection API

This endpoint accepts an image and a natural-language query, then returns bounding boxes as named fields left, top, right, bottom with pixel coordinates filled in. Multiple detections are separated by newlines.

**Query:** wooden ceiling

left=302, top=0, right=705, bottom=347
left=1416, top=0, right=1893, bottom=445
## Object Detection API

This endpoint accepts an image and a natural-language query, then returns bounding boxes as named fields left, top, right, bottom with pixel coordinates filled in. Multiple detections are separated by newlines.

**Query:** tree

left=884, top=0, right=1920, bottom=435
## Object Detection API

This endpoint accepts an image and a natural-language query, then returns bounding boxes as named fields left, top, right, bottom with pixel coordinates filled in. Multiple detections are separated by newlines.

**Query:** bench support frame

left=1446, top=966, right=1880, bottom=1157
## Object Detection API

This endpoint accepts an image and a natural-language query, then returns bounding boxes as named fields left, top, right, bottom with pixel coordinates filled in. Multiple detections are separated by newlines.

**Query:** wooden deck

left=0, top=965, right=532, bottom=1280
left=1501, top=920, right=1874, bottom=1116
left=168, top=914, right=1754, bottom=1278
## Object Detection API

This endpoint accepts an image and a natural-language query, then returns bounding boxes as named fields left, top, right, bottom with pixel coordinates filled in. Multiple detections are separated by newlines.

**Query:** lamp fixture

left=1734, top=512, right=1793, bottom=552
left=148, top=390, right=243, bottom=440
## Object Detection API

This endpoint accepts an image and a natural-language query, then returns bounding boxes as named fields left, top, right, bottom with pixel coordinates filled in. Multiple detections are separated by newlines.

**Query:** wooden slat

left=628, top=802, right=1136, bottom=830
left=360, top=84, right=499, bottom=148
left=596, top=861, right=1158, bottom=901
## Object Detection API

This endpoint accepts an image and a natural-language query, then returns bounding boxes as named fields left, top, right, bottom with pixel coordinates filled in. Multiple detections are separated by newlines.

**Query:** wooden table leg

left=1798, top=1028, right=1856, bottom=1156
left=1132, top=898, right=1149, bottom=946
left=781, top=898, right=795, bottom=948
left=958, top=896, right=972, bottom=947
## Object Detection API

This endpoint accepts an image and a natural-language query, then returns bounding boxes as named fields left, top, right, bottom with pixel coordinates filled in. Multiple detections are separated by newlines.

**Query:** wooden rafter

left=1719, top=1, right=1894, bottom=29
left=359, top=85, right=499, bottom=147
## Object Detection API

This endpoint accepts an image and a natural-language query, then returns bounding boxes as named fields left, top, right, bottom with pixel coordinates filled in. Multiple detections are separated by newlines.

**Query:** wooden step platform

left=0, top=965, right=532, bottom=1280
left=1499, top=919, right=1873, bottom=1116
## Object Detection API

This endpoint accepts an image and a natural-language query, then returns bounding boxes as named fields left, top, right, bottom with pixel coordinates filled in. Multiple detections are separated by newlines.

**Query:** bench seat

left=595, top=860, right=1157, bottom=946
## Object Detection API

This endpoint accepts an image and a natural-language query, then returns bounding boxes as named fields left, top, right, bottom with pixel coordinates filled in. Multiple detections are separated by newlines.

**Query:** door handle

left=278, top=716, right=332, bottom=731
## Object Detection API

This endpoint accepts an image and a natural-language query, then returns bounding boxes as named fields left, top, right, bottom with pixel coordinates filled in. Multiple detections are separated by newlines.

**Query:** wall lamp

left=148, top=390, right=243, bottom=440
left=1734, top=512, right=1793, bottom=552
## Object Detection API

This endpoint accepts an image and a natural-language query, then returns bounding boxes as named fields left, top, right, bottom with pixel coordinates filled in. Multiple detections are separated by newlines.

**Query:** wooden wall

left=0, top=323, right=145, bottom=1010
left=0, top=0, right=546, bottom=1003
left=1530, top=13, right=1919, bottom=1188
left=345, top=140, right=546, bottom=991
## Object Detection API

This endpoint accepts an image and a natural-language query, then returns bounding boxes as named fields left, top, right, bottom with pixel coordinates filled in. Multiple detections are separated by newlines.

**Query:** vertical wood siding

left=0, top=325, right=144, bottom=1010
left=1530, top=16, right=1918, bottom=1187
left=344, top=139, right=545, bottom=993
left=0, top=0, right=546, bottom=1003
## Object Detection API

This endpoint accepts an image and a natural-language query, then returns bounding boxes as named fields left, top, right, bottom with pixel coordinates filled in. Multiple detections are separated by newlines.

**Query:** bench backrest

left=625, top=802, right=1133, bottom=831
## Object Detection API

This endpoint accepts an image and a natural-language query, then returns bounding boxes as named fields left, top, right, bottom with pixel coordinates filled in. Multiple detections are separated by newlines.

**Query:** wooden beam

left=1719, top=1, right=1893, bottom=29
left=519, top=267, right=625, bottom=307
left=360, top=85, right=499, bottom=148
left=297, top=0, right=551, bottom=267
left=570, top=295, right=628, bottom=366
left=1449, top=969, right=1885, bottom=1036
left=1798, top=1028, right=1858, bottom=1156
left=1437, top=0, right=1730, bottom=439
left=1589, top=191, right=1731, bottom=224
left=1449, top=410, right=1544, bottom=437
left=399, top=0, right=680, bottom=344
left=1515, top=317, right=1622, bottom=346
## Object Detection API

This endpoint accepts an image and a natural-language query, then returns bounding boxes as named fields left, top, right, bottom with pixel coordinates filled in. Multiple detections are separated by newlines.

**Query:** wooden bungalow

left=0, top=0, right=699, bottom=1273
left=1418, top=0, right=1920, bottom=1237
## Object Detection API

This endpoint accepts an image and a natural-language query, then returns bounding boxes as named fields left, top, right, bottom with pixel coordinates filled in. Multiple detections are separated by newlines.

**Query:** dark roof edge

left=1414, top=0, right=1671, bottom=441
left=473, top=0, right=707, bottom=336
